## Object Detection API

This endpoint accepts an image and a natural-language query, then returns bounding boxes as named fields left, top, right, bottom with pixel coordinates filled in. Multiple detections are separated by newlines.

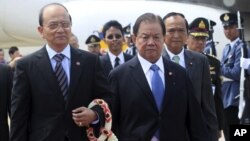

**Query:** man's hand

left=72, top=107, right=97, bottom=127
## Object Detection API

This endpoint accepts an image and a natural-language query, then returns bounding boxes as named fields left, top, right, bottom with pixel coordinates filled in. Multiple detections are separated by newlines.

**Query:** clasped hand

left=72, top=107, right=97, bottom=127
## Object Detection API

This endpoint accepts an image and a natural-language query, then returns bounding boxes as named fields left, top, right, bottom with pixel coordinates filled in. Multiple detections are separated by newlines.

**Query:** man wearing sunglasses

left=186, top=17, right=224, bottom=141
left=100, top=20, right=133, bottom=77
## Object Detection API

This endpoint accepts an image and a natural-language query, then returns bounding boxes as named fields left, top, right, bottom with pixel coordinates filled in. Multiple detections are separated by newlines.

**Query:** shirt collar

left=108, top=51, right=124, bottom=62
left=165, top=45, right=185, bottom=60
left=230, top=37, right=240, bottom=48
left=46, top=44, right=71, bottom=60
left=137, top=54, right=164, bottom=74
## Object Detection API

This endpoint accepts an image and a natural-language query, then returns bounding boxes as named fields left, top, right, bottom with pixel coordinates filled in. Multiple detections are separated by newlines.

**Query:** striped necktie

left=54, top=54, right=68, bottom=101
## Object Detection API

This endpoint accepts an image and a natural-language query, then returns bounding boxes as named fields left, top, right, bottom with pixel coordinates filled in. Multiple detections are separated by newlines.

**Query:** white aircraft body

left=0, top=0, right=229, bottom=58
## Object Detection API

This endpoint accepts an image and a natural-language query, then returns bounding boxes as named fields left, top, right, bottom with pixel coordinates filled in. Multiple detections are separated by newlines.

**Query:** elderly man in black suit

left=0, top=64, right=12, bottom=141
left=10, top=3, right=113, bottom=141
left=109, top=12, right=209, bottom=141
left=162, top=12, right=218, bottom=141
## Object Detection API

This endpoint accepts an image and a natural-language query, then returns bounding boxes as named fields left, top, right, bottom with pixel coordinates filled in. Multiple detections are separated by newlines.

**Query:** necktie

left=114, top=57, right=120, bottom=68
left=54, top=54, right=68, bottom=101
left=150, top=64, right=165, bottom=140
left=172, top=55, right=180, bottom=64
left=150, top=64, right=165, bottom=111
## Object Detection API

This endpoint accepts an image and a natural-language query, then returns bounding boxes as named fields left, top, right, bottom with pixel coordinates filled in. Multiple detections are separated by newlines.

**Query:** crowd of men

left=1, top=2, right=250, bottom=141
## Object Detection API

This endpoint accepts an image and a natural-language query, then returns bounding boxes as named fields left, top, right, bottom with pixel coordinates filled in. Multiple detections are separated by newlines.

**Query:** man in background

left=8, top=46, right=22, bottom=69
left=85, top=34, right=101, bottom=56
left=69, top=33, right=79, bottom=48
left=186, top=17, right=224, bottom=140
left=0, top=48, right=7, bottom=64
left=220, top=12, right=244, bottom=141
left=100, top=20, right=133, bottom=77
left=162, top=12, right=218, bottom=141
left=123, top=24, right=137, bottom=56
left=0, top=64, right=12, bottom=141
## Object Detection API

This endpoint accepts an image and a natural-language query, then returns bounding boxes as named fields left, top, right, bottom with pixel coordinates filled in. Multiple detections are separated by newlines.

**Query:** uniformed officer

left=186, top=17, right=224, bottom=140
left=220, top=12, right=244, bottom=141
left=85, top=34, right=102, bottom=56
left=123, top=24, right=137, bottom=56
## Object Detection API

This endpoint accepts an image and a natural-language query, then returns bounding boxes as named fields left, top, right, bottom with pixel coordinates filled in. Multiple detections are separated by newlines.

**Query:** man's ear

left=37, top=26, right=44, bottom=38
left=131, top=34, right=136, bottom=44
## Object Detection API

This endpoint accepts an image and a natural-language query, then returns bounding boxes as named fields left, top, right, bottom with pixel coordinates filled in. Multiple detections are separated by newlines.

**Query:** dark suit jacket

left=109, top=56, right=209, bottom=141
left=205, top=54, right=224, bottom=130
left=99, top=53, right=133, bottom=77
left=10, top=47, right=113, bottom=141
left=0, top=64, right=12, bottom=141
left=163, top=48, right=218, bottom=141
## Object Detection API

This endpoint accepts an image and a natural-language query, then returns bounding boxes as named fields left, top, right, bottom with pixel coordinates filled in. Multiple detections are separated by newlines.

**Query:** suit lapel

left=104, top=54, right=113, bottom=71
left=67, top=48, right=83, bottom=106
left=184, top=50, right=195, bottom=72
left=35, top=47, right=64, bottom=101
left=130, top=57, right=159, bottom=111
left=161, top=58, right=176, bottom=112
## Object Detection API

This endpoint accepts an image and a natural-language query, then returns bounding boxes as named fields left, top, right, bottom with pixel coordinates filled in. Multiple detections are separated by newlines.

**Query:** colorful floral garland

left=87, top=99, right=118, bottom=141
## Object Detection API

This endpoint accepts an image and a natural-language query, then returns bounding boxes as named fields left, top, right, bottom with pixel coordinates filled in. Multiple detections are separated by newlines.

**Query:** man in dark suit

left=100, top=20, right=133, bottom=77
left=162, top=12, right=218, bottom=141
left=186, top=17, right=225, bottom=140
left=10, top=3, right=113, bottom=141
left=0, top=64, right=12, bottom=141
left=109, top=12, right=209, bottom=141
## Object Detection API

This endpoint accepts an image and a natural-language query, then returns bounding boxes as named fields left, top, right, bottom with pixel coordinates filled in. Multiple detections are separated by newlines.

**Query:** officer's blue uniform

left=221, top=38, right=242, bottom=108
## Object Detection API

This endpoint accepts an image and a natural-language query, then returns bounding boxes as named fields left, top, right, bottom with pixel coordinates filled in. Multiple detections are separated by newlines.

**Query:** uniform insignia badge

left=224, top=14, right=229, bottom=21
left=90, top=37, right=96, bottom=43
left=198, top=20, right=206, bottom=29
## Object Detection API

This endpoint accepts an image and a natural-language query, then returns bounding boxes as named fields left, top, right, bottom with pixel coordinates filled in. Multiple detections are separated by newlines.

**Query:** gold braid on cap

left=86, top=99, right=118, bottom=141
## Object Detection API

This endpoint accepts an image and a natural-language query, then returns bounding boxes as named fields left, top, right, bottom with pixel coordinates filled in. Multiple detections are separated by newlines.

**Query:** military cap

left=189, top=17, right=209, bottom=37
left=220, top=12, right=244, bottom=27
left=123, top=24, right=131, bottom=37
left=85, top=35, right=100, bottom=45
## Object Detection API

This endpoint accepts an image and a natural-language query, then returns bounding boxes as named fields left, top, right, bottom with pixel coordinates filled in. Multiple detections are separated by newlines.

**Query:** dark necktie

left=114, top=57, right=120, bottom=68
left=54, top=54, right=68, bottom=101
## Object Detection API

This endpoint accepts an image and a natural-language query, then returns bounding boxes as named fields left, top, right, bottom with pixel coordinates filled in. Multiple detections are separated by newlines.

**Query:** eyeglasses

left=46, top=21, right=71, bottom=30
left=106, top=34, right=122, bottom=40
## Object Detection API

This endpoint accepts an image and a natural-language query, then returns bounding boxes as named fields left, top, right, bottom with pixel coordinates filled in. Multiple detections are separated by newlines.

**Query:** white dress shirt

left=46, top=45, right=71, bottom=84
left=165, top=46, right=186, bottom=68
left=108, top=51, right=125, bottom=68
left=137, top=54, right=165, bottom=90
